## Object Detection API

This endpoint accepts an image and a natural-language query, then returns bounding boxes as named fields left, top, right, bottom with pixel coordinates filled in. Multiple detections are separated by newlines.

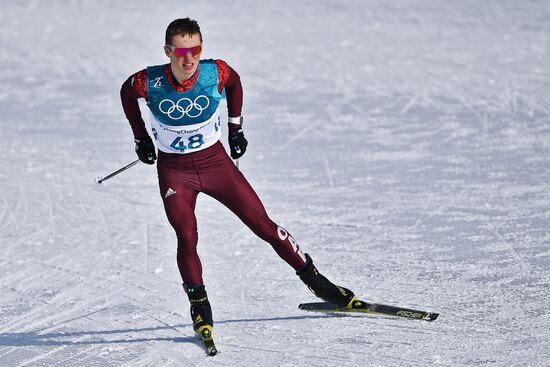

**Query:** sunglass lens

left=173, top=48, right=187, bottom=57
left=172, top=45, right=202, bottom=57
left=191, top=45, right=202, bottom=56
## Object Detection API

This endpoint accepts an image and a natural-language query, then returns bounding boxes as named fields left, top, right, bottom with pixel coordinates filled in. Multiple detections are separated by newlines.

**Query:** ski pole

left=95, top=159, right=140, bottom=184
left=234, top=146, right=241, bottom=169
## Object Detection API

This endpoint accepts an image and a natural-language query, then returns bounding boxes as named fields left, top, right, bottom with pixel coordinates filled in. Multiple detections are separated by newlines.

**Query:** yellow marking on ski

left=345, top=296, right=358, bottom=309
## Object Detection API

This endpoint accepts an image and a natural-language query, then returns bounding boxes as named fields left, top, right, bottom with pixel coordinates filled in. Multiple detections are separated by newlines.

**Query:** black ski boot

left=184, top=284, right=213, bottom=334
left=296, top=253, right=356, bottom=308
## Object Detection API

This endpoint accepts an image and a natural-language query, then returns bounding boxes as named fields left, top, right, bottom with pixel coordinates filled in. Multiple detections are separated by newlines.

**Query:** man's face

left=165, top=33, right=202, bottom=80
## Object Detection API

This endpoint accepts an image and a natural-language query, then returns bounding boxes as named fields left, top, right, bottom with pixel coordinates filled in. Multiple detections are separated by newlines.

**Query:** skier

left=120, top=17, right=361, bottom=349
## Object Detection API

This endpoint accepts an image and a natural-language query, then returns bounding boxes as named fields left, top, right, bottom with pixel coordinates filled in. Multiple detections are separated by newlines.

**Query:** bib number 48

left=170, top=134, right=204, bottom=152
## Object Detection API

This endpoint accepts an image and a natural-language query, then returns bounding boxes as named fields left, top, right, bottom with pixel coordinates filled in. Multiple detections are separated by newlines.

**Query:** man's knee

left=176, top=228, right=198, bottom=254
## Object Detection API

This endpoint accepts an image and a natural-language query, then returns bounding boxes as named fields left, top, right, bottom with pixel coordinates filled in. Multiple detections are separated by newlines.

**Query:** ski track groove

left=10, top=226, right=51, bottom=251
left=0, top=285, right=112, bottom=335
left=0, top=345, right=20, bottom=358
left=492, top=228, right=531, bottom=275
left=71, top=314, right=178, bottom=367
left=49, top=197, right=82, bottom=240
left=49, top=344, right=103, bottom=367
left=35, top=307, right=112, bottom=336
left=400, top=93, right=419, bottom=115
left=274, top=122, right=317, bottom=152
left=15, top=183, right=29, bottom=233
left=117, top=341, right=181, bottom=367
left=0, top=189, right=22, bottom=240
left=0, top=279, right=50, bottom=308
left=15, top=335, right=92, bottom=367
left=0, top=193, right=15, bottom=236
left=321, top=155, right=334, bottom=189
left=0, top=262, right=46, bottom=288
left=0, top=260, right=137, bottom=334
left=222, top=340, right=351, bottom=366
left=46, top=192, right=56, bottom=244
left=145, top=220, right=152, bottom=274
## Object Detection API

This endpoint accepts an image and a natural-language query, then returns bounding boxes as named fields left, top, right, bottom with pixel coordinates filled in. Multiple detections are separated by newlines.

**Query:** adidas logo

left=164, top=187, right=176, bottom=198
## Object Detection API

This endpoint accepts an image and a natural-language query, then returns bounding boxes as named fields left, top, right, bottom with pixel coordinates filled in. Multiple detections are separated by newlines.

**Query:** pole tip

left=95, top=177, right=103, bottom=184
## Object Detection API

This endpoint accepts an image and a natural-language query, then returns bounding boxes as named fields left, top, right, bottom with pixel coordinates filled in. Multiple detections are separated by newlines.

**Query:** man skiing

left=120, top=17, right=362, bottom=354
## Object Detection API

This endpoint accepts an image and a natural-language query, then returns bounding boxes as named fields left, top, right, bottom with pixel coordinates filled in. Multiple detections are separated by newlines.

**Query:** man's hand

left=229, top=128, right=248, bottom=159
left=135, top=136, right=157, bottom=164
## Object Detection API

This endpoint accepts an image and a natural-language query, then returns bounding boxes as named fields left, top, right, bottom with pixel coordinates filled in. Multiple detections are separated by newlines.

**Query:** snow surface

left=1, top=0, right=550, bottom=366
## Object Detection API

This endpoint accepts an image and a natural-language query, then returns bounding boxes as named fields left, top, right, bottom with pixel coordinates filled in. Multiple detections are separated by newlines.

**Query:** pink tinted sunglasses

left=165, top=44, right=202, bottom=57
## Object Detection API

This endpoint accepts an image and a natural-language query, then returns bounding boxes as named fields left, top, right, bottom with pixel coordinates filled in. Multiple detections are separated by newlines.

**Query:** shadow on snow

left=0, top=314, right=336, bottom=347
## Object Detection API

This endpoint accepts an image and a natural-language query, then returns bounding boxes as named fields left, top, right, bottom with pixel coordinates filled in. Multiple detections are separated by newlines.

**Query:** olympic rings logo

left=159, top=95, right=210, bottom=119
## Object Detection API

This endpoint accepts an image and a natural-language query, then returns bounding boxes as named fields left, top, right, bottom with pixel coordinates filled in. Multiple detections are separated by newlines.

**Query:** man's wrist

left=134, top=135, right=152, bottom=143
left=228, top=116, right=243, bottom=126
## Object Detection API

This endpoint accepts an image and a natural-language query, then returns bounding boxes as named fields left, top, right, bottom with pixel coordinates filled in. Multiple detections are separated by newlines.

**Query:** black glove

left=229, top=128, right=248, bottom=159
left=134, top=136, right=157, bottom=164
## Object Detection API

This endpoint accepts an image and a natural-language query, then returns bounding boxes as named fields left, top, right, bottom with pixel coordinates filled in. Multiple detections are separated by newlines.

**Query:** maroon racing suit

left=121, top=60, right=307, bottom=286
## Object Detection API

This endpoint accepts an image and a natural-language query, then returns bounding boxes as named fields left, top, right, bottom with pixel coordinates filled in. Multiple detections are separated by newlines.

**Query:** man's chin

left=182, top=67, right=197, bottom=77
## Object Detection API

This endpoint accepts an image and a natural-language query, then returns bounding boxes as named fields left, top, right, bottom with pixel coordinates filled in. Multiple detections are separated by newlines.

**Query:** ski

left=299, top=301, right=439, bottom=321
left=199, top=328, right=218, bottom=356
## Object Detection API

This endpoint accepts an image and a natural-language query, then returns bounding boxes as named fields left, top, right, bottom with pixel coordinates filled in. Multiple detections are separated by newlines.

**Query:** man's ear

left=164, top=46, right=171, bottom=58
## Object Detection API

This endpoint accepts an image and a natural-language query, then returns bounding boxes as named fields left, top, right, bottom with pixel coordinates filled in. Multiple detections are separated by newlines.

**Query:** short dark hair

left=165, top=18, right=202, bottom=45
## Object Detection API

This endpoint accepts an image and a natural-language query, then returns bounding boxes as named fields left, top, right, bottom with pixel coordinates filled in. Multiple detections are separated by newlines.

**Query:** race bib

left=150, top=107, right=221, bottom=154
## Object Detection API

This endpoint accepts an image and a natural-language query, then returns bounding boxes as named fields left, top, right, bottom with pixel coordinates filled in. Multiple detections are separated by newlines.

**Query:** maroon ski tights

left=157, top=142, right=306, bottom=286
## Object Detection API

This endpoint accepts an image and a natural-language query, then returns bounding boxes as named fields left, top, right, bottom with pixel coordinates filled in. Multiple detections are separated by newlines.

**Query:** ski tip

left=427, top=313, right=439, bottom=321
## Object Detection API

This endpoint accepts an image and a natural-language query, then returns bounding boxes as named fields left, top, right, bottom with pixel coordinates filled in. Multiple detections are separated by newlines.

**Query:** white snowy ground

left=1, top=0, right=550, bottom=366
